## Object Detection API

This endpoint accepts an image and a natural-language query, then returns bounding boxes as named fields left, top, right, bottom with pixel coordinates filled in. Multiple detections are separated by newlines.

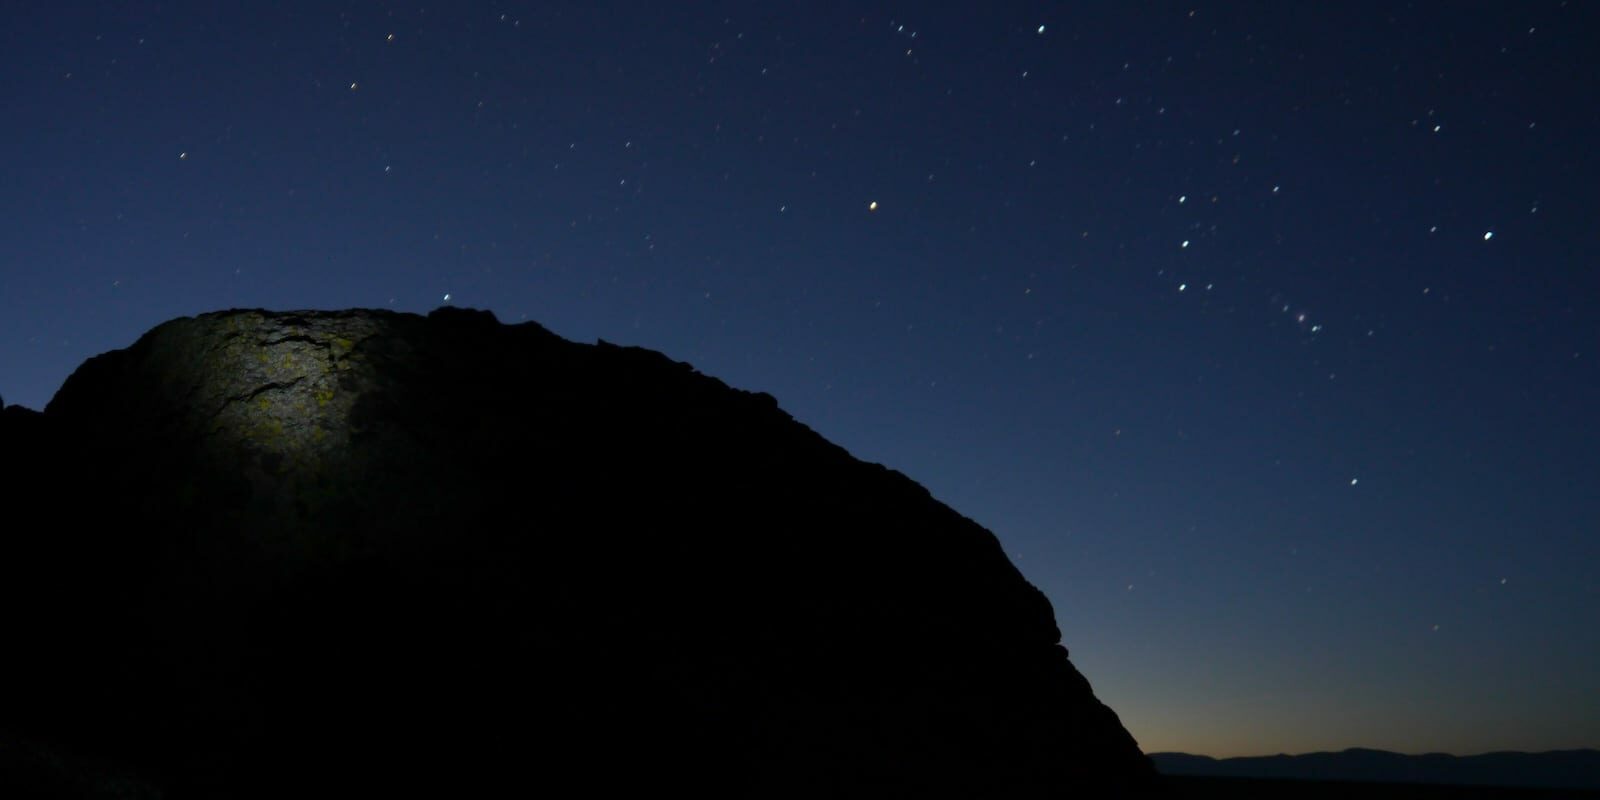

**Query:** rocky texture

left=0, top=308, right=1153, bottom=797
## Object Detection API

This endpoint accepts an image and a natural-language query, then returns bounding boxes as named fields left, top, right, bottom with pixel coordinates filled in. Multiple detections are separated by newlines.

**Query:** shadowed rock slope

left=0, top=307, right=1154, bottom=798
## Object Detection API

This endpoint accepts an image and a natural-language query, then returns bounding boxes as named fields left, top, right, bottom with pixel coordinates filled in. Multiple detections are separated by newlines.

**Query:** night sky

left=4, top=2, right=1598, bottom=759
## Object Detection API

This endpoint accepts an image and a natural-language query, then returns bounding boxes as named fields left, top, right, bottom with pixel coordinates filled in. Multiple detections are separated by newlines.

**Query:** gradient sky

left=4, top=2, right=1597, bottom=758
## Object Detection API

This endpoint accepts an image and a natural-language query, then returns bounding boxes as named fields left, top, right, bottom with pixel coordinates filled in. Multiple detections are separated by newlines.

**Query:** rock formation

left=0, top=307, right=1153, bottom=797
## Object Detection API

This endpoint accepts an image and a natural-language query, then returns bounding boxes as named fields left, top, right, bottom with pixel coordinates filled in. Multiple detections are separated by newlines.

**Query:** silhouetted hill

left=1152, top=748, right=1600, bottom=791
left=0, top=307, right=1155, bottom=797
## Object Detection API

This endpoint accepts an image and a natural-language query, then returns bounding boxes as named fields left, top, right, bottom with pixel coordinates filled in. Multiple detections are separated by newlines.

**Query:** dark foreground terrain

left=0, top=307, right=1154, bottom=797
left=1164, top=775, right=1600, bottom=799
left=1154, top=749, right=1600, bottom=795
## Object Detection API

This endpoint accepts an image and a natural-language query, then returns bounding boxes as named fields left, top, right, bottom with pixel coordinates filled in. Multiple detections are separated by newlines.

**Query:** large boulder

left=0, top=307, right=1154, bottom=797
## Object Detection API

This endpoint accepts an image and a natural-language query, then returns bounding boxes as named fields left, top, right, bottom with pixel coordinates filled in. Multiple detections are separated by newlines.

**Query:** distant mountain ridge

left=1150, top=748, right=1600, bottom=790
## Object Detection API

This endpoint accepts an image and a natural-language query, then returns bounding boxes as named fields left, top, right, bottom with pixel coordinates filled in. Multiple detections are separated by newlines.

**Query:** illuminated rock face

left=47, top=311, right=384, bottom=561
left=3, top=307, right=1154, bottom=797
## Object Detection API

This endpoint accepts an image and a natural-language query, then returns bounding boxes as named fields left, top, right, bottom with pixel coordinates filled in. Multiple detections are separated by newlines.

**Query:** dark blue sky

left=4, top=2, right=1597, bottom=757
